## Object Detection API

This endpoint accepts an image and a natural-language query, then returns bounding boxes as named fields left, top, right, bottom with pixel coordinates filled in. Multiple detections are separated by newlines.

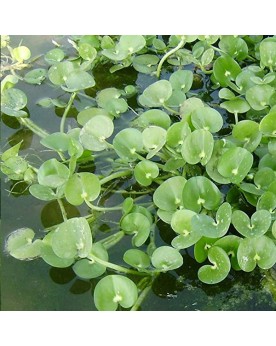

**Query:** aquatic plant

left=1, top=35, right=276, bottom=310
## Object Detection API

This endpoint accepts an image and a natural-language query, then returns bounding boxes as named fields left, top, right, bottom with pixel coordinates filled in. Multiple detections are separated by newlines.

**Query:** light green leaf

left=123, top=249, right=150, bottom=270
left=139, top=80, right=172, bottom=107
left=37, top=158, right=70, bottom=188
left=151, top=246, right=183, bottom=271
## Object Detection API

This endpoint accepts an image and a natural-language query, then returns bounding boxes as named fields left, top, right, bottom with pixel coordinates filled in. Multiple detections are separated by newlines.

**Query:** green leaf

left=166, top=121, right=191, bottom=149
left=1, top=141, right=22, bottom=161
left=198, top=246, right=231, bottom=284
left=24, top=68, right=47, bottom=84
left=12, top=46, right=31, bottom=62
left=40, top=132, right=70, bottom=152
left=182, top=176, right=222, bottom=213
left=171, top=209, right=202, bottom=249
left=37, top=158, right=70, bottom=188
left=180, top=97, right=205, bottom=122
left=52, top=217, right=92, bottom=259
left=44, top=48, right=65, bottom=64
left=237, top=236, right=276, bottom=271
left=62, top=70, right=95, bottom=92
left=217, top=147, right=253, bottom=184
left=153, top=176, right=187, bottom=211
left=194, top=237, right=219, bottom=263
left=121, top=212, right=151, bottom=247
left=139, top=80, right=172, bottom=107
left=94, top=275, right=138, bottom=311
left=113, top=128, right=143, bottom=162
left=256, top=191, right=276, bottom=213
left=213, top=55, right=242, bottom=87
left=73, top=243, right=108, bottom=279
left=206, top=140, right=231, bottom=184
left=29, top=184, right=56, bottom=201
left=191, top=107, right=223, bottom=133
left=6, top=228, right=42, bottom=260
left=118, top=35, right=146, bottom=53
left=1, top=74, right=19, bottom=93
left=78, top=43, right=97, bottom=61
left=65, top=172, right=101, bottom=206
left=142, top=126, right=167, bottom=159
left=214, top=235, right=242, bottom=270
left=1, top=88, right=28, bottom=117
left=259, top=37, right=276, bottom=69
left=191, top=202, right=232, bottom=238
left=259, top=111, right=276, bottom=137
left=218, top=88, right=236, bottom=100
left=134, top=160, right=159, bottom=186
left=169, top=70, right=193, bottom=93
left=123, top=249, right=150, bottom=270
left=136, top=109, right=171, bottom=129
left=219, top=36, right=248, bottom=61
left=79, top=115, right=114, bottom=151
left=201, top=47, right=215, bottom=66
left=220, top=98, right=250, bottom=115
left=1, top=156, right=28, bottom=180
left=41, top=232, right=75, bottom=268
left=77, top=107, right=111, bottom=126
left=232, top=120, right=262, bottom=152
left=132, top=54, right=159, bottom=74
left=246, top=85, right=274, bottom=110
left=272, top=221, right=276, bottom=238
left=232, top=209, right=271, bottom=238
left=151, top=246, right=183, bottom=271
left=48, top=61, right=77, bottom=85
left=181, top=129, right=214, bottom=165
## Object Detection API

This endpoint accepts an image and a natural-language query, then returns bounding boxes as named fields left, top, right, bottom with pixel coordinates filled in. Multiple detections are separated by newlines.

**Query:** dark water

left=1, top=36, right=276, bottom=311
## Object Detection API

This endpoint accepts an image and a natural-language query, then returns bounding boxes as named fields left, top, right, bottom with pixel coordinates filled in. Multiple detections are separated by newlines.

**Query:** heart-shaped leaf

left=151, top=246, right=183, bottom=271
left=73, top=242, right=108, bottom=279
left=232, top=209, right=271, bottom=238
left=62, top=70, right=95, bottom=92
left=246, top=85, right=274, bottom=111
left=182, top=176, right=222, bottom=213
left=181, top=129, right=214, bottom=165
left=139, top=80, right=172, bottom=107
left=256, top=191, right=276, bottom=213
left=6, top=228, right=42, bottom=260
left=79, top=115, right=114, bottom=151
left=191, top=202, right=232, bottom=238
left=259, top=111, right=276, bottom=137
left=166, top=121, right=191, bottom=149
left=113, top=128, right=143, bottom=162
left=142, top=126, right=167, bottom=159
left=41, top=231, right=75, bottom=268
left=213, top=55, right=241, bottom=87
left=259, top=37, right=276, bottom=70
left=134, top=160, right=159, bottom=186
left=52, top=217, right=92, bottom=259
left=94, top=275, right=138, bottom=311
left=237, top=236, right=276, bottom=271
left=153, top=176, right=187, bottom=211
left=194, top=237, right=219, bottom=263
left=198, top=246, right=231, bottom=284
left=191, top=107, right=223, bottom=133
left=136, top=109, right=171, bottom=129
left=169, top=70, right=193, bottom=93
left=65, top=172, right=101, bottom=206
left=1, top=88, right=28, bottom=117
left=123, top=249, right=150, bottom=270
left=120, top=212, right=151, bottom=247
left=217, top=147, right=253, bottom=184
left=12, top=46, right=31, bottom=62
left=219, top=36, right=248, bottom=61
left=206, top=140, right=231, bottom=184
left=37, top=158, right=70, bottom=188
left=232, top=120, right=262, bottom=152
left=214, top=235, right=242, bottom=270
left=48, top=61, right=77, bottom=85
left=170, top=209, right=202, bottom=249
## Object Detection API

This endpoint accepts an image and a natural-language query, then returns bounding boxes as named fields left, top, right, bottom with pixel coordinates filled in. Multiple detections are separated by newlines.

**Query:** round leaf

left=1, top=88, right=28, bottom=117
left=24, top=68, right=47, bottom=84
left=232, top=120, right=261, bottom=152
left=259, top=111, right=276, bottom=137
left=123, top=249, right=150, bottom=270
left=94, top=275, right=138, bottom=311
left=134, top=160, right=159, bottom=186
left=142, top=126, right=167, bottom=159
left=214, top=235, right=242, bottom=271
left=136, top=109, right=171, bottom=129
left=245, top=85, right=274, bottom=111
left=65, top=172, right=101, bottom=206
left=198, top=246, right=231, bottom=284
left=37, top=158, right=70, bottom=188
left=169, top=70, right=193, bottom=93
left=29, top=184, right=56, bottom=201
left=44, top=48, right=65, bottom=64
left=153, top=176, right=187, bottom=211
left=113, top=128, right=143, bottom=162
left=52, top=217, right=92, bottom=259
left=191, top=107, right=223, bottom=133
left=182, top=176, right=222, bottom=213
left=217, top=147, right=253, bottom=184
left=40, top=132, right=70, bottom=152
left=121, top=212, right=151, bottom=247
left=12, top=46, right=31, bottom=62
left=63, top=70, right=95, bottom=92
left=151, top=246, right=183, bottom=271
left=181, top=129, right=214, bottom=165
left=139, top=80, right=172, bottom=107
left=237, top=236, right=276, bottom=271
left=213, top=55, right=242, bottom=87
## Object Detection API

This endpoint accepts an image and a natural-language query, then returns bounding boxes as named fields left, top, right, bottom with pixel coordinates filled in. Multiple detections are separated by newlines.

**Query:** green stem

left=60, top=92, right=76, bottom=133
left=18, top=117, right=49, bottom=138
left=98, top=230, right=125, bottom=249
left=234, top=111, right=239, bottom=124
left=100, top=170, right=132, bottom=185
left=90, top=254, right=149, bottom=276
left=156, top=36, right=186, bottom=78
left=162, top=103, right=179, bottom=115
left=57, top=198, right=67, bottom=221
left=131, top=284, right=152, bottom=311
left=85, top=199, right=123, bottom=212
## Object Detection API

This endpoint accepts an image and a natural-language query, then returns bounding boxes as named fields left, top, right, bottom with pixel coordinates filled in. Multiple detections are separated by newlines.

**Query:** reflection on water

left=1, top=36, right=276, bottom=311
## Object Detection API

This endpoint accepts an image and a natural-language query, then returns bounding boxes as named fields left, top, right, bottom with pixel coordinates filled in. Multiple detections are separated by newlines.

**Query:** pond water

left=1, top=35, right=276, bottom=311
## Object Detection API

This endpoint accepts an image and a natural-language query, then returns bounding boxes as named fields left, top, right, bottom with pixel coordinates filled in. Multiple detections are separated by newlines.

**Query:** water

left=1, top=35, right=276, bottom=311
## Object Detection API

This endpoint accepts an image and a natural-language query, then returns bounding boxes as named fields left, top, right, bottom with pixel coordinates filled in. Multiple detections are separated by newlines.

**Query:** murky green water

left=1, top=36, right=276, bottom=311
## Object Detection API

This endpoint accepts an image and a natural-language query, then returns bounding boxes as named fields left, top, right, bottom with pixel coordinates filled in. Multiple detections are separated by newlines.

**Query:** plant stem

left=131, top=284, right=152, bottom=311
left=156, top=36, right=186, bottom=78
left=90, top=254, right=149, bottom=276
left=85, top=199, right=123, bottom=212
left=57, top=198, right=67, bottom=221
left=100, top=170, right=132, bottom=185
left=60, top=92, right=76, bottom=133
left=18, top=117, right=49, bottom=138
left=234, top=111, right=239, bottom=124
left=98, top=230, right=125, bottom=249
left=162, top=103, right=179, bottom=115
